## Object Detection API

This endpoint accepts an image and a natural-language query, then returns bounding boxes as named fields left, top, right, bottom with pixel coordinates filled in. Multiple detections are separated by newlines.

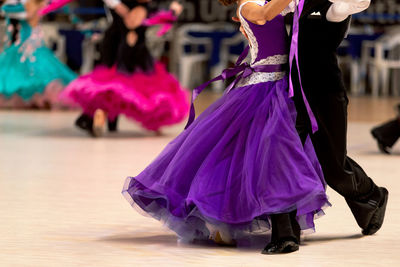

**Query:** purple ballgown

left=122, top=1, right=329, bottom=242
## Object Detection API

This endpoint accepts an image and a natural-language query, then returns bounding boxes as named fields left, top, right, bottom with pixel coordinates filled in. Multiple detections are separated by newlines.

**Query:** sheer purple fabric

left=122, top=1, right=329, bottom=242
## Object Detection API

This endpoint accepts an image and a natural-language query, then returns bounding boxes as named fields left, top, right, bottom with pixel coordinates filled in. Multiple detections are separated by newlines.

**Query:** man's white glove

left=103, top=0, right=122, bottom=9
left=326, top=0, right=371, bottom=22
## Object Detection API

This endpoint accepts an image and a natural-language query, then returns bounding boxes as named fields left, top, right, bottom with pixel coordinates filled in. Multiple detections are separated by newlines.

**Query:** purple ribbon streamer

left=289, top=0, right=319, bottom=133
left=185, top=46, right=286, bottom=129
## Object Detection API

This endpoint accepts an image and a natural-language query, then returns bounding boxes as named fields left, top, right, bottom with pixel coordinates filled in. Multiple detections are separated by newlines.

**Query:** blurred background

left=1, top=0, right=400, bottom=101
left=1, top=2, right=400, bottom=266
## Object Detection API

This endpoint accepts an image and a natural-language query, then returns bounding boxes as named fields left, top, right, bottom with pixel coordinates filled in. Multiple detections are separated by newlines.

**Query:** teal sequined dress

left=0, top=3, right=77, bottom=108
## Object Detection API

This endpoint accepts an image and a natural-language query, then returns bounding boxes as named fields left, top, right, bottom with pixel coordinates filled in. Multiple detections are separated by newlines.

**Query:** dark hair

left=218, top=0, right=237, bottom=6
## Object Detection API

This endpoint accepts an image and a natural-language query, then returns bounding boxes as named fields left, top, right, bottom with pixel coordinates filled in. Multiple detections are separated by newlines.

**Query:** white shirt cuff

left=103, top=0, right=121, bottom=9
left=326, top=0, right=370, bottom=22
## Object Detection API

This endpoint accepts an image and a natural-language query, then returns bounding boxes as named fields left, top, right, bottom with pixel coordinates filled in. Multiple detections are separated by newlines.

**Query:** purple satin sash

left=185, top=46, right=286, bottom=129
left=289, top=0, right=318, bottom=133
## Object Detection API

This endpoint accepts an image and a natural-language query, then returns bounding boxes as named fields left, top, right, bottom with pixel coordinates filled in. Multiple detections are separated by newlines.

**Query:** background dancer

left=0, top=0, right=76, bottom=109
left=58, top=0, right=189, bottom=137
left=371, top=103, right=400, bottom=154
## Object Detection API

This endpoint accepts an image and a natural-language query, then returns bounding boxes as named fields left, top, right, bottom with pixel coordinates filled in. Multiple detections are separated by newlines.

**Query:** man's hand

left=170, top=1, right=183, bottom=16
left=327, top=0, right=370, bottom=22
left=329, top=0, right=370, bottom=7
left=232, top=16, right=249, bottom=42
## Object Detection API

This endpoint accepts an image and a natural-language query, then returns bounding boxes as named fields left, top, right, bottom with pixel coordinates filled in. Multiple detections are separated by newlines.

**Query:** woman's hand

left=169, top=1, right=183, bottom=16
left=239, top=25, right=249, bottom=41
left=240, top=0, right=293, bottom=25
left=231, top=17, right=249, bottom=43
left=114, top=3, right=130, bottom=19
left=24, top=0, right=46, bottom=27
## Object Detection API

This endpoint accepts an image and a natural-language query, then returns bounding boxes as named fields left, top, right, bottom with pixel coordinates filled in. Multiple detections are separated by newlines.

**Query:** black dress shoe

left=75, top=114, right=93, bottom=131
left=362, top=187, right=389, bottom=235
left=108, top=116, right=119, bottom=132
left=262, top=239, right=299, bottom=254
left=371, top=129, right=391, bottom=154
left=371, top=118, right=400, bottom=154
left=377, top=141, right=390, bottom=154
left=347, top=187, right=389, bottom=235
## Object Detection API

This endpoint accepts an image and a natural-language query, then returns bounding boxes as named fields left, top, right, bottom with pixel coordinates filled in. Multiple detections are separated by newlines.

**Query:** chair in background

left=339, top=27, right=381, bottom=95
left=172, top=23, right=213, bottom=89
left=199, top=22, right=245, bottom=92
left=77, top=18, right=108, bottom=74
left=0, top=20, right=6, bottom=52
left=362, top=29, right=400, bottom=96
left=212, top=31, right=247, bottom=92
left=172, top=22, right=247, bottom=91
left=360, top=33, right=393, bottom=96
left=388, top=45, right=400, bottom=97
left=41, top=22, right=67, bottom=63
left=146, top=25, right=173, bottom=60
left=80, top=32, right=103, bottom=74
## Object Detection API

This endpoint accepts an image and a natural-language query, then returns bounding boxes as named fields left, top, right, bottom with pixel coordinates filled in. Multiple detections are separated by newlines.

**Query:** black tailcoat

left=291, top=0, right=380, bottom=230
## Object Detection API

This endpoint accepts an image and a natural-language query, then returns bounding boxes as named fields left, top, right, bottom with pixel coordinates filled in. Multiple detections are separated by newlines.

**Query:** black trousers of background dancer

left=371, top=104, right=400, bottom=153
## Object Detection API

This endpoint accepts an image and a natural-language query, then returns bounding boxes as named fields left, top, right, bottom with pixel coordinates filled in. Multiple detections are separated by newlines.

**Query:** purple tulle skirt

left=122, top=76, right=329, bottom=242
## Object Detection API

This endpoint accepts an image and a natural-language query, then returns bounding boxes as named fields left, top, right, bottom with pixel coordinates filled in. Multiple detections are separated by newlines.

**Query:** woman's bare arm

left=240, top=0, right=293, bottom=24
left=124, top=6, right=148, bottom=30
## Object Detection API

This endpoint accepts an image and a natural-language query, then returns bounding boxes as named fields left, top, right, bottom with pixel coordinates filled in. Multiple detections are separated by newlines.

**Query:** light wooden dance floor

left=1, top=95, right=399, bottom=266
